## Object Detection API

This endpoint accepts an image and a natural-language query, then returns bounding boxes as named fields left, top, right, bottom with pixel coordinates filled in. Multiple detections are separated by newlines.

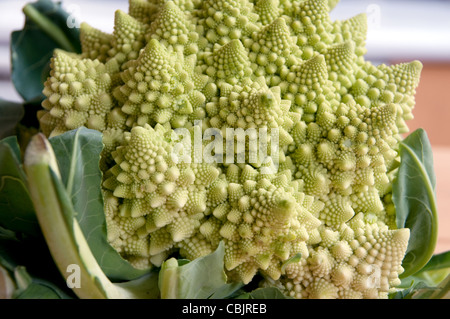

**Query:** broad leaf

left=48, top=166, right=160, bottom=298
left=48, top=128, right=149, bottom=281
left=208, top=282, right=245, bottom=299
left=177, top=244, right=227, bottom=299
left=159, top=242, right=230, bottom=299
left=413, top=250, right=450, bottom=286
left=409, top=274, right=450, bottom=299
left=393, top=129, right=438, bottom=278
left=11, top=0, right=81, bottom=102
left=12, top=266, right=73, bottom=299
left=0, top=136, right=39, bottom=237
left=23, top=133, right=160, bottom=298
left=0, top=99, right=24, bottom=140
left=114, top=271, right=161, bottom=299
left=0, top=235, right=76, bottom=299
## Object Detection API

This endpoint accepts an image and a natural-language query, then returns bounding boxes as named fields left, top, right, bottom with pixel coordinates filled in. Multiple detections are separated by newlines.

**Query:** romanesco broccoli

left=36, top=0, right=422, bottom=299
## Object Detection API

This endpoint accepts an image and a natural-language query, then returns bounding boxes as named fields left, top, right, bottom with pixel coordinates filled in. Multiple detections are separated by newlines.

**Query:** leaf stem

left=159, top=258, right=179, bottom=299
left=22, top=4, right=76, bottom=52
left=24, top=135, right=103, bottom=298
left=24, top=134, right=108, bottom=299
left=24, top=133, right=154, bottom=299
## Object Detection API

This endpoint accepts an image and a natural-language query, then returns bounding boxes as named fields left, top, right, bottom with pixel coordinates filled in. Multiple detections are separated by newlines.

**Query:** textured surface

left=36, top=0, right=424, bottom=298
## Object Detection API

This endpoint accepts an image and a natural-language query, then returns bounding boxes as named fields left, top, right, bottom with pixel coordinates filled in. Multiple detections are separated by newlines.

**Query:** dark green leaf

left=11, top=0, right=81, bottom=102
left=0, top=136, right=39, bottom=237
left=0, top=235, right=76, bottom=299
left=14, top=282, right=64, bottom=299
left=393, top=128, right=438, bottom=278
left=0, top=226, right=18, bottom=242
left=49, top=128, right=149, bottom=281
left=0, top=99, right=24, bottom=140
left=1, top=135, right=22, bottom=161
left=12, top=266, right=73, bottom=299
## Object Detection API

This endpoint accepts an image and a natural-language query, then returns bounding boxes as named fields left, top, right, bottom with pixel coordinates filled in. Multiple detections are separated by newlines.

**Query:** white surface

left=0, top=0, right=127, bottom=38
left=0, top=0, right=128, bottom=78
left=0, top=0, right=127, bottom=102
left=0, top=80, right=21, bottom=102
left=329, top=0, right=450, bottom=62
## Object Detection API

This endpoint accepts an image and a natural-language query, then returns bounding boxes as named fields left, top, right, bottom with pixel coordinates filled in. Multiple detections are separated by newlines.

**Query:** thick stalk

left=23, top=133, right=135, bottom=299
left=159, top=258, right=179, bottom=299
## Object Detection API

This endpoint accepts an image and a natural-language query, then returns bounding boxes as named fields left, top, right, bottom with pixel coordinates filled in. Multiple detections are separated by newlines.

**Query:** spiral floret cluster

left=38, top=0, right=422, bottom=299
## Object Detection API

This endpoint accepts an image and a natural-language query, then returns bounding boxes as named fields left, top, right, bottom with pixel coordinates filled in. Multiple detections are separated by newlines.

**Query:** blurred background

left=0, top=0, right=449, bottom=253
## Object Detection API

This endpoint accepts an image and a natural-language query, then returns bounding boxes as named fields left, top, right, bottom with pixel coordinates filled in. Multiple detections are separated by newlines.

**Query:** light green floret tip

left=144, top=1, right=199, bottom=55
left=38, top=0, right=423, bottom=299
left=113, top=38, right=208, bottom=129
left=38, top=49, right=118, bottom=138
left=263, top=213, right=410, bottom=299
left=199, top=164, right=323, bottom=284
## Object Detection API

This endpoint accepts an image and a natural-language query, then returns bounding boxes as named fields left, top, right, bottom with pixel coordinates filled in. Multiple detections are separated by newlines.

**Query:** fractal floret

left=37, top=0, right=423, bottom=299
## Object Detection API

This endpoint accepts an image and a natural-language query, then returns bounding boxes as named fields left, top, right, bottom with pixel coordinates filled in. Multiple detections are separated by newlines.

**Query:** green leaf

left=0, top=136, right=39, bottom=237
left=48, top=128, right=149, bottom=281
left=389, top=280, right=430, bottom=299
left=0, top=135, right=22, bottom=164
left=12, top=266, right=73, bottom=299
left=159, top=242, right=231, bottom=299
left=208, top=282, right=245, bottom=299
left=419, top=250, right=450, bottom=272
left=14, top=282, right=65, bottom=299
left=0, top=99, right=24, bottom=140
left=0, top=235, right=77, bottom=299
left=413, top=250, right=450, bottom=286
left=11, top=0, right=81, bottom=102
left=0, top=226, right=18, bottom=242
left=23, top=133, right=159, bottom=298
left=390, top=250, right=450, bottom=299
left=409, top=274, right=450, bottom=299
left=393, top=128, right=438, bottom=278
